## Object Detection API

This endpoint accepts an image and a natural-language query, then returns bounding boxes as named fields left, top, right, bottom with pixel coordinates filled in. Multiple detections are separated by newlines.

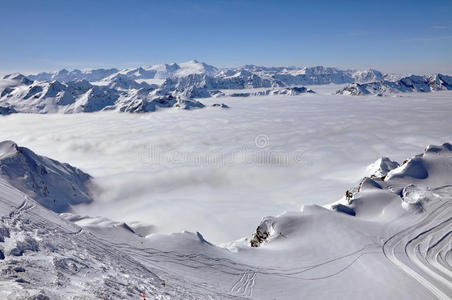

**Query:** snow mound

left=60, top=213, right=156, bottom=237
left=242, top=142, right=452, bottom=298
left=0, top=140, right=93, bottom=212
left=386, top=157, right=428, bottom=180
left=366, top=157, right=399, bottom=177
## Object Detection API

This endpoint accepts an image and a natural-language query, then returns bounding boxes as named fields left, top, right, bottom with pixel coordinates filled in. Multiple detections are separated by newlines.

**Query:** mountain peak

left=0, top=140, right=93, bottom=212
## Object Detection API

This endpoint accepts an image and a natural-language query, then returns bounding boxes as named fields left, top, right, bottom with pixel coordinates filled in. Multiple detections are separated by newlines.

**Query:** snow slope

left=0, top=140, right=93, bottom=212
left=0, top=141, right=450, bottom=299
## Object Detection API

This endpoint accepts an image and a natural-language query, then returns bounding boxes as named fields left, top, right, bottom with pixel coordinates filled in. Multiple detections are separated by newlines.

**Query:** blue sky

left=1, top=0, right=451, bottom=74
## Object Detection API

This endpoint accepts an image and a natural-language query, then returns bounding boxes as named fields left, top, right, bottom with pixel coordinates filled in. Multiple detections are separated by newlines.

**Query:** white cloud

left=1, top=90, right=452, bottom=243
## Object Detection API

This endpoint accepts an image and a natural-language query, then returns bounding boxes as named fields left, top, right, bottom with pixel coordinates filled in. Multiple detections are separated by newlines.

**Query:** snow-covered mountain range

left=1, top=140, right=451, bottom=298
left=0, top=60, right=451, bottom=114
left=26, top=60, right=382, bottom=84
left=337, top=74, right=452, bottom=96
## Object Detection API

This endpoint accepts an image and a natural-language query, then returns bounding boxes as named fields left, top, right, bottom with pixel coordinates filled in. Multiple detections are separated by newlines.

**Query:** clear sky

left=1, top=0, right=451, bottom=74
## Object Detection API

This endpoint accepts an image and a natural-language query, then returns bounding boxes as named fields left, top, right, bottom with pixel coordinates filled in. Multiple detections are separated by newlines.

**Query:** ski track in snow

left=230, top=271, right=256, bottom=298
left=9, top=197, right=34, bottom=220
left=383, top=185, right=452, bottom=299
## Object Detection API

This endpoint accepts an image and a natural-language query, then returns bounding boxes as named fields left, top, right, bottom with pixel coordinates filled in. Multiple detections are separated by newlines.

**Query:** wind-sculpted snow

left=337, top=74, right=452, bottom=96
left=246, top=143, right=452, bottom=298
left=0, top=141, right=451, bottom=298
left=366, top=157, right=399, bottom=178
left=0, top=140, right=93, bottom=212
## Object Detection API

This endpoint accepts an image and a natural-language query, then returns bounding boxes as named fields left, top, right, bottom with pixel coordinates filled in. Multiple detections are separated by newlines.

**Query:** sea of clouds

left=1, top=90, right=451, bottom=243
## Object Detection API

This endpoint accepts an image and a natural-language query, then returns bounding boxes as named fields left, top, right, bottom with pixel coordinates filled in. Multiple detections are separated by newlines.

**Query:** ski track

left=92, top=232, right=383, bottom=298
left=2, top=185, right=450, bottom=299
left=230, top=271, right=256, bottom=298
left=9, top=197, right=35, bottom=220
left=383, top=186, right=452, bottom=300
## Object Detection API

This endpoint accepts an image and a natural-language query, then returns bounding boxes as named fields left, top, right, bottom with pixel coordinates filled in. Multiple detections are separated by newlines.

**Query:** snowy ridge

left=0, top=77, right=206, bottom=114
left=28, top=60, right=218, bottom=82
left=0, top=141, right=451, bottom=298
left=27, top=68, right=119, bottom=83
left=0, top=141, right=92, bottom=212
left=337, top=74, right=452, bottom=96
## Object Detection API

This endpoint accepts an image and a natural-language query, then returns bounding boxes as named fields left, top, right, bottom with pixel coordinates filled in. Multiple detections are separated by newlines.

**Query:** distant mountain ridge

left=28, top=68, right=119, bottom=82
left=26, top=60, right=388, bottom=84
left=0, top=60, right=451, bottom=114
left=337, top=74, right=452, bottom=96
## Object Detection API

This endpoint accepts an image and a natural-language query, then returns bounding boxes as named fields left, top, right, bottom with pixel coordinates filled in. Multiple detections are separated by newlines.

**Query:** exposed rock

left=250, top=217, right=274, bottom=247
